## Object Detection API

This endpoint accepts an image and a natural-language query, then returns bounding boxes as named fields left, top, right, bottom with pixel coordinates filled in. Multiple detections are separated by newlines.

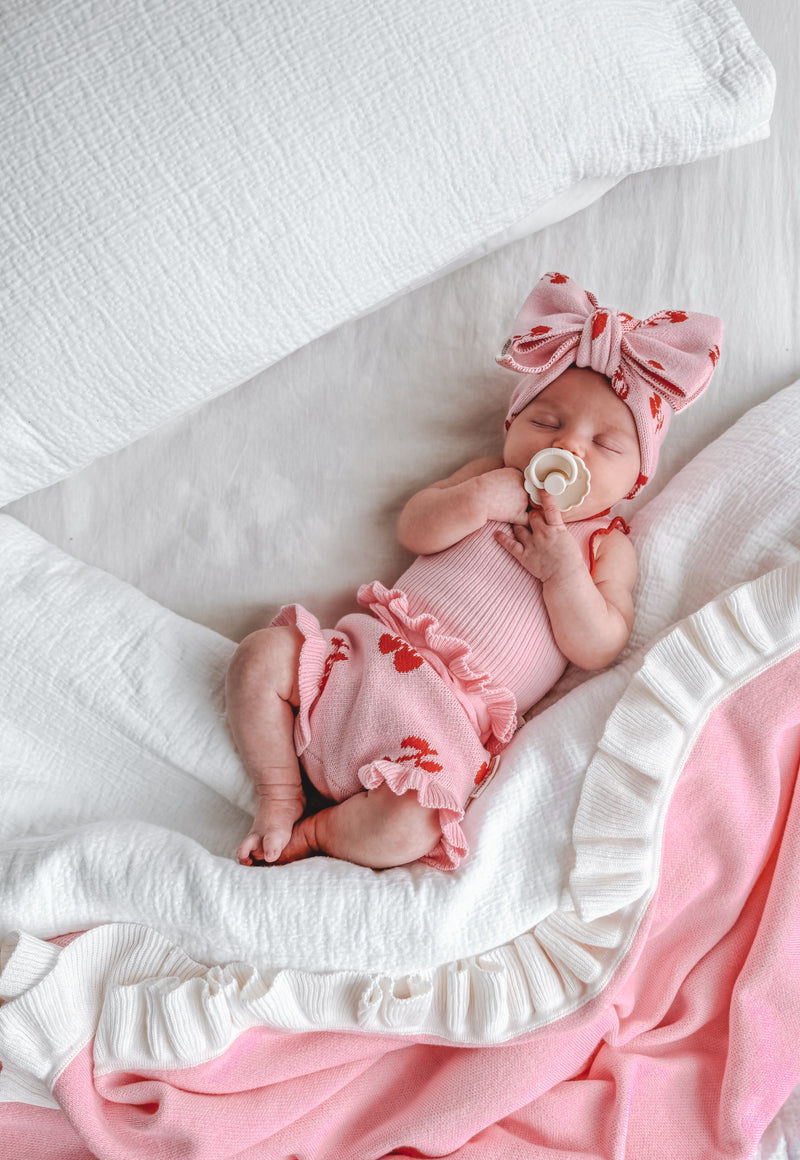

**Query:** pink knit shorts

left=271, top=604, right=498, bottom=870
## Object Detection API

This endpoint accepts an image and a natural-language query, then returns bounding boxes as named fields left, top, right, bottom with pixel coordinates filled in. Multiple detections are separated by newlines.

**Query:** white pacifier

left=523, top=448, right=591, bottom=511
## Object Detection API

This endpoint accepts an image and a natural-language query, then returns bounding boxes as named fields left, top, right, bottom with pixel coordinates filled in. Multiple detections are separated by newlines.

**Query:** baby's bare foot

left=238, top=783, right=305, bottom=865
left=273, top=813, right=323, bottom=865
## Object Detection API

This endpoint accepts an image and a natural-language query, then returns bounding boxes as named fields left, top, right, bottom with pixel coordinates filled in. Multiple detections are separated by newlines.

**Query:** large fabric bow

left=496, top=272, right=724, bottom=496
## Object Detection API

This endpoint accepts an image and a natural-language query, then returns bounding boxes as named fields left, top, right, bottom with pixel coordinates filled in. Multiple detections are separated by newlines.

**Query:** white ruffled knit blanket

left=0, top=383, right=799, bottom=1063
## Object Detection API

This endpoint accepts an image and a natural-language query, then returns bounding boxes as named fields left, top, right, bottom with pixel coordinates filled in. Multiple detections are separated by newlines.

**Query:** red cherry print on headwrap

left=591, top=311, right=608, bottom=340
left=612, top=366, right=629, bottom=399
left=496, top=273, right=724, bottom=496
left=650, top=394, right=664, bottom=432
left=644, top=309, right=689, bottom=327
left=513, top=324, right=552, bottom=353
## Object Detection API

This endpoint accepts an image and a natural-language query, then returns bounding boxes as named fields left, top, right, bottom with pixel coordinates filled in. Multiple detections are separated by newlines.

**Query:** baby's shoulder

left=590, top=522, right=637, bottom=585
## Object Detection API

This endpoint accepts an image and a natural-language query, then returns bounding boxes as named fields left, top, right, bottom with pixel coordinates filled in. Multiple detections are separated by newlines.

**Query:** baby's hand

left=494, top=490, right=585, bottom=583
left=478, top=467, right=530, bottom=525
left=238, top=785, right=306, bottom=865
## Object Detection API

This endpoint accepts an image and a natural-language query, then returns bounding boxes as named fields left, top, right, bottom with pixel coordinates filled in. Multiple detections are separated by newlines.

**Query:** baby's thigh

left=226, top=625, right=304, bottom=706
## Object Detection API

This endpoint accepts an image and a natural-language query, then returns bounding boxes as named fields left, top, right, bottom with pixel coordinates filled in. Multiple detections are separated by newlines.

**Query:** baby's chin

left=558, top=495, right=624, bottom=522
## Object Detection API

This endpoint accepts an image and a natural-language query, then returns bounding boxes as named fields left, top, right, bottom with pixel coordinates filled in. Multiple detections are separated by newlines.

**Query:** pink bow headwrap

left=496, top=272, right=724, bottom=497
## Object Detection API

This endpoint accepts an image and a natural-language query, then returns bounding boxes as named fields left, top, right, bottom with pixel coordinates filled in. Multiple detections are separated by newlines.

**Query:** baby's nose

left=553, top=434, right=586, bottom=456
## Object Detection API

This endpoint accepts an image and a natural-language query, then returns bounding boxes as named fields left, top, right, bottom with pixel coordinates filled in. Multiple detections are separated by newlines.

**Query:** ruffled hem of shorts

left=358, top=581, right=518, bottom=750
left=359, top=758, right=468, bottom=872
left=269, top=603, right=329, bottom=757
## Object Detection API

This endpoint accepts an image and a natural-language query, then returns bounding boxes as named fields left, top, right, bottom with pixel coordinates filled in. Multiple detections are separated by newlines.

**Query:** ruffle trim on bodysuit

left=270, top=603, right=333, bottom=757
left=358, top=759, right=467, bottom=871
left=357, top=581, right=518, bottom=753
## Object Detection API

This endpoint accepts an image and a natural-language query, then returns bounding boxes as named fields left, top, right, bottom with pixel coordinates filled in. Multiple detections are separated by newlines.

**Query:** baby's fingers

left=494, top=526, right=528, bottom=557
left=536, top=490, right=566, bottom=528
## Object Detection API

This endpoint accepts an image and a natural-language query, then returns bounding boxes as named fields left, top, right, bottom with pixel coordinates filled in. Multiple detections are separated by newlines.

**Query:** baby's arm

left=397, top=456, right=529, bottom=555
left=495, top=493, right=637, bottom=669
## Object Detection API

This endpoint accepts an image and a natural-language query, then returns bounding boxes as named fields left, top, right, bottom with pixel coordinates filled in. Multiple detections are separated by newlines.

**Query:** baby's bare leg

left=225, top=625, right=305, bottom=864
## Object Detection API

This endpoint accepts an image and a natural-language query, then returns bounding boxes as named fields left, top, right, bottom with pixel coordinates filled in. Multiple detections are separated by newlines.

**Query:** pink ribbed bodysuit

left=273, top=513, right=627, bottom=870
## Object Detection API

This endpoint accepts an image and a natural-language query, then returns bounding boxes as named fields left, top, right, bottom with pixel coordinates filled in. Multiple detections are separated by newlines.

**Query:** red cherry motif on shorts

left=318, top=635, right=349, bottom=695
left=379, top=633, right=424, bottom=673
left=383, top=736, right=443, bottom=774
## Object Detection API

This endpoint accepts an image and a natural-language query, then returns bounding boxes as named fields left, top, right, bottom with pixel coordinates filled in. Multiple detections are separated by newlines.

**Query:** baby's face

left=503, top=367, right=641, bottom=520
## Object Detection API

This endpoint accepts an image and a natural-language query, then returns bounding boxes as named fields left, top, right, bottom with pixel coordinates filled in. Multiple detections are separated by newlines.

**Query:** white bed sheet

left=4, top=0, right=795, bottom=650
left=2, top=0, right=797, bottom=1152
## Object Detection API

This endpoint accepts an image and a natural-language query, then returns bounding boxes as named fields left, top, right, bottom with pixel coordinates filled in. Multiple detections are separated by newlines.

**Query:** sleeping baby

left=226, top=272, right=723, bottom=871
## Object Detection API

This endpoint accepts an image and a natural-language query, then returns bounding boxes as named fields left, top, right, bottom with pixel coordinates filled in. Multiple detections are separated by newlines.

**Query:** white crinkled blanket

left=0, top=0, right=774, bottom=505
left=1, top=384, right=799, bottom=1047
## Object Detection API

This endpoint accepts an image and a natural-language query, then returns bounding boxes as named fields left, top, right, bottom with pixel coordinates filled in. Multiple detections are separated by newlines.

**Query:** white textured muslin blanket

left=0, top=384, right=799, bottom=1047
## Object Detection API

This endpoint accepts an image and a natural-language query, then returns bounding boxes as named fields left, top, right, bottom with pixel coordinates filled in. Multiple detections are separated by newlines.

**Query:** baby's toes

left=237, top=832, right=265, bottom=865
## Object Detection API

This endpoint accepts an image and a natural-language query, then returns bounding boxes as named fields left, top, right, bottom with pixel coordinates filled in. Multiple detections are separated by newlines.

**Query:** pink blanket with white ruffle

left=4, top=382, right=800, bottom=1157
left=2, top=619, right=799, bottom=1158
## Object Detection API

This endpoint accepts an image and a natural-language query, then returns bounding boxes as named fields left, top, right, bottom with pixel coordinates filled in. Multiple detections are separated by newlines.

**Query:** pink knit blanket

left=2, top=642, right=798, bottom=1159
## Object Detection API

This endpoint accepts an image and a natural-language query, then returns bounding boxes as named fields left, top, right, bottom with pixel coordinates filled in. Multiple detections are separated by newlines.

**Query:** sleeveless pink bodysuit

left=273, top=514, right=628, bottom=870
